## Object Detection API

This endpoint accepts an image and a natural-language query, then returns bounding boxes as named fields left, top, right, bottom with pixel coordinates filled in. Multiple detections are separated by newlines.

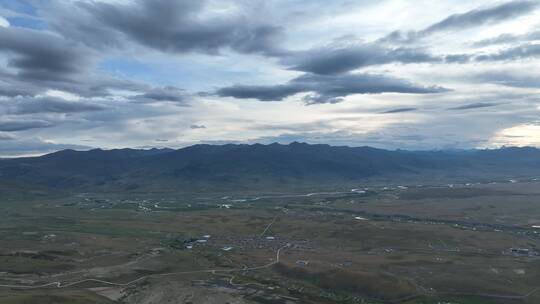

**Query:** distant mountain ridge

left=1, top=143, right=539, bottom=192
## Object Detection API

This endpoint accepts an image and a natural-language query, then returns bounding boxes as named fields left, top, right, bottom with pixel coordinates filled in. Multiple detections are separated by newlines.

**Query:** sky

left=0, top=0, right=539, bottom=156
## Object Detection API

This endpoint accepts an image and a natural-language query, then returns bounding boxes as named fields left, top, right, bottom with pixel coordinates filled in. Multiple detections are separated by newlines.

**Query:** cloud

left=46, top=0, right=284, bottom=56
left=7, top=97, right=105, bottom=115
left=472, top=30, right=540, bottom=47
left=0, top=26, right=90, bottom=82
left=0, top=7, right=182, bottom=102
left=0, top=133, right=15, bottom=140
left=475, top=43, right=540, bottom=61
left=448, top=102, right=499, bottom=110
left=423, top=1, right=537, bottom=34
left=248, top=120, right=337, bottom=132
left=0, top=0, right=539, bottom=153
left=190, top=124, right=206, bottom=129
left=282, top=44, right=439, bottom=75
left=380, top=107, right=417, bottom=114
left=247, top=105, right=536, bottom=150
left=490, top=123, right=540, bottom=147
left=217, top=84, right=304, bottom=101
left=383, top=1, right=539, bottom=43
left=0, top=119, right=55, bottom=132
left=0, top=26, right=134, bottom=100
left=0, top=82, right=37, bottom=97
left=431, top=43, right=540, bottom=65
left=0, top=16, right=9, bottom=27
left=470, top=71, right=540, bottom=88
left=271, top=27, right=539, bottom=78
left=131, top=86, right=189, bottom=104
left=217, top=73, right=449, bottom=104
left=443, top=53, right=472, bottom=63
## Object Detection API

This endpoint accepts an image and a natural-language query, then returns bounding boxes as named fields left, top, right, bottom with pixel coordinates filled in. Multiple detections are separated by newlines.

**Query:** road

left=0, top=244, right=290, bottom=290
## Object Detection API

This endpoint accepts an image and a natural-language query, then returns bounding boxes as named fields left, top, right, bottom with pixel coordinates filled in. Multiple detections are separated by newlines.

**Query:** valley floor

left=2, top=180, right=540, bottom=303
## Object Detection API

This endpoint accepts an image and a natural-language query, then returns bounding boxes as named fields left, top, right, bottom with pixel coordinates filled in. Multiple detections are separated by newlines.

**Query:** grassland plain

left=1, top=181, right=540, bottom=303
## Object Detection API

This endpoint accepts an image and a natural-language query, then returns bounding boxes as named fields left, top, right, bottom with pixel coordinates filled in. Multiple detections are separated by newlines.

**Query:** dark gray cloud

left=217, top=84, right=304, bottom=101
left=383, top=1, right=539, bottom=43
left=380, top=107, right=418, bottom=114
left=443, top=53, right=472, bottom=63
left=436, top=43, right=540, bottom=64
left=68, top=77, right=155, bottom=100
left=475, top=43, right=540, bottom=61
left=0, top=25, right=157, bottom=107
left=282, top=44, right=439, bottom=75
left=0, top=27, right=90, bottom=82
left=0, top=4, right=215, bottom=106
left=472, top=30, right=540, bottom=47
left=131, top=86, right=189, bottom=104
left=8, top=97, right=105, bottom=115
left=0, top=26, right=137, bottom=100
left=449, top=102, right=499, bottom=110
left=41, top=0, right=487, bottom=81
left=46, top=0, right=284, bottom=56
left=424, top=1, right=537, bottom=34
left=0, top=84, right=38, bottom=98
left=282, top=29, right=539, bottom=76
left=217, top=73, right=449, bottom=104
left=0, top=67, right=150, bottom=100
left=472, top=33, right=520, bottom=47
left=0, top=120, right=55, bottom=132
left=291, top=73, right=450, bottom=98
left=190, top=124, right=206, bottom=129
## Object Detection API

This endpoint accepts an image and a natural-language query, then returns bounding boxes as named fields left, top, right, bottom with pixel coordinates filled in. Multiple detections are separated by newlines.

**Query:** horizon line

left=1, top=142, right=537, bottom=159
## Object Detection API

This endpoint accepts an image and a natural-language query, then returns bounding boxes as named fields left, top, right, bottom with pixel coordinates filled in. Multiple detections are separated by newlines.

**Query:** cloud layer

left=218, top=73, right=448, bottom=104
left=383, top=1, right=539, bottom=43
left=0, top=0, right=539, bottom=155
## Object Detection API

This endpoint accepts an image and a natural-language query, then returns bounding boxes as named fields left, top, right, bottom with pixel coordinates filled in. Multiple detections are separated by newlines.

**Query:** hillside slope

left=0, top=143, right=538, bottom=192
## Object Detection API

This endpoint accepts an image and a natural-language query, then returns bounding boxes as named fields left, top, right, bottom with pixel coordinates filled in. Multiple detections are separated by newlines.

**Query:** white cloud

left=0, top=16, right=9, bottom=28
left=490, top=123, right=540, bottom=147
left=44, top=90, right=81, bottom=101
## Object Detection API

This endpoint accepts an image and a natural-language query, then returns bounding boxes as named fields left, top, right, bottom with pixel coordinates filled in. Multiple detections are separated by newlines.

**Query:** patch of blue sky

left=99, top=56, right=255, bottom=92
left=146, top=60, right=261, bottom=91
left=0, top=0, right=38, bottom=16
left=7, top=16, right=46, bottom=29
left=100, top=58, right=151, bottom=77
left=98, top=57, right=173, bottom=88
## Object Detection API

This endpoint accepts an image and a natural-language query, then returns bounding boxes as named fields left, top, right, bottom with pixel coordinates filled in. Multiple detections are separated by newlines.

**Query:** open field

left=2, top=180, right=540, bottom=303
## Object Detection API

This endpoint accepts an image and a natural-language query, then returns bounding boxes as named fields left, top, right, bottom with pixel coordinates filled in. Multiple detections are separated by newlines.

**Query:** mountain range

left=1, top=142, right=539, bottom=192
